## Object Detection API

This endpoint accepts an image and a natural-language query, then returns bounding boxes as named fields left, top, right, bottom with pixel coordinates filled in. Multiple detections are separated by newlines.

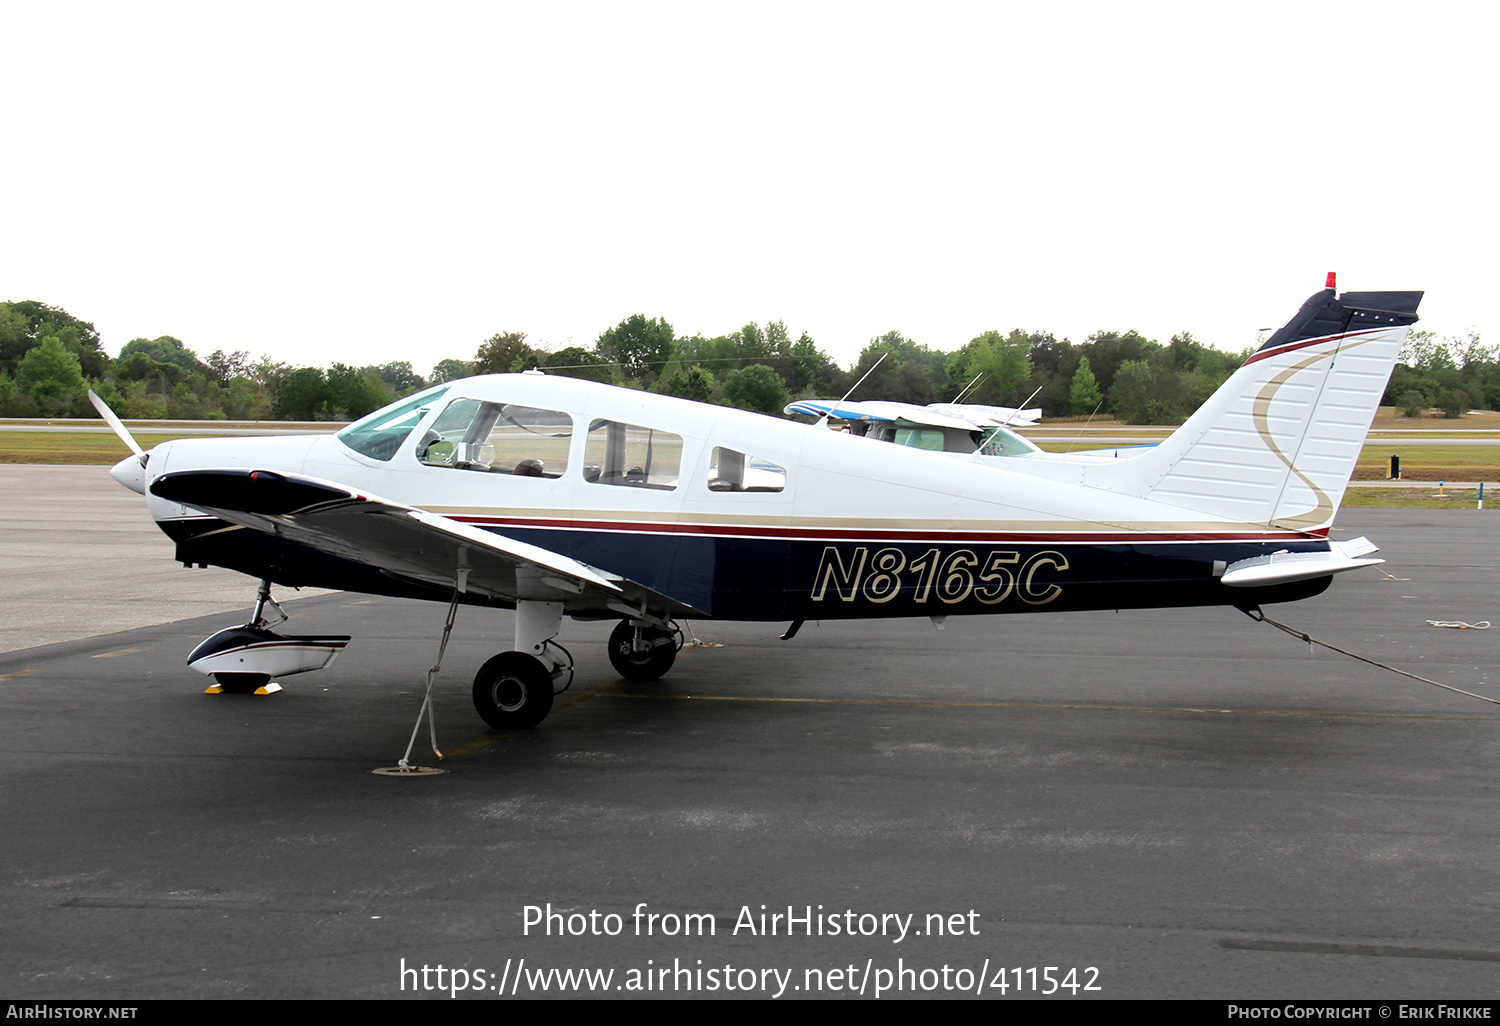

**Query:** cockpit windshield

left=336, top=384, right=450, bottom=461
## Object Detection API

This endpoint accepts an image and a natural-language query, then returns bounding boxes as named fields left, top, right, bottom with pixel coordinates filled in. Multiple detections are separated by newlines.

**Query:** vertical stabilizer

left=1090, top=286, right=1422, bottom=532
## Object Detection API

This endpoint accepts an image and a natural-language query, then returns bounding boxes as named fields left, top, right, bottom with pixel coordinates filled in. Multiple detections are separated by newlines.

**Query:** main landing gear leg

left=607, top=618, right=682, bottom=681
left=471, top=600, right=572, bottom=729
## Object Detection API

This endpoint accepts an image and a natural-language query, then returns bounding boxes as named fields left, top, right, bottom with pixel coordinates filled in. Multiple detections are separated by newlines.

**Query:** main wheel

left=472, top=652, right=554, bottom=729
left=607, top=621, right=678, bottom=681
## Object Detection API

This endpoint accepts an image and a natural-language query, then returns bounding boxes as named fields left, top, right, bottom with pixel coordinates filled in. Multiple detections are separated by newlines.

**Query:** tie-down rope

left=397, top=587, right=462, bottom=768
left=1242, top=606, right=1500, bottom=709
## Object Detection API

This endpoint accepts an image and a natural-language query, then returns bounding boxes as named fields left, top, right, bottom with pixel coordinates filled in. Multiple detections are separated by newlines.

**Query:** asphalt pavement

left=1, top=467, right=1497, bottom=1000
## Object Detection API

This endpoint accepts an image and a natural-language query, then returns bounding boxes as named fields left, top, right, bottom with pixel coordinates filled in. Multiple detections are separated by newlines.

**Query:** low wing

left=149, top=468, right=701, bottom=616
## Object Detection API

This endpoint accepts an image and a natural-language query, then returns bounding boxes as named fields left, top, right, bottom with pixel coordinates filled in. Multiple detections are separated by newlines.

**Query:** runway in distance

left=95, top=277, right=1422, bottom=730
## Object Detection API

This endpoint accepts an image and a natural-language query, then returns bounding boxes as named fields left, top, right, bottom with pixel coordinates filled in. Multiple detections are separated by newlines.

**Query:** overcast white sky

left=4, top=1, right=1494, bottom=377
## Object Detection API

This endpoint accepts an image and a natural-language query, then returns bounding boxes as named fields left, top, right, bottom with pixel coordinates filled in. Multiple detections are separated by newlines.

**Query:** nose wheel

left=212, top=672, right=274, bottom=694
left=607, top=620, right=682, bottom=681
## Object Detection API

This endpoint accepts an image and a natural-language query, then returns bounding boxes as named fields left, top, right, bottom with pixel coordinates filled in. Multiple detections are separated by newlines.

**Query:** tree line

left=1, top=299, right=1490, bottom=424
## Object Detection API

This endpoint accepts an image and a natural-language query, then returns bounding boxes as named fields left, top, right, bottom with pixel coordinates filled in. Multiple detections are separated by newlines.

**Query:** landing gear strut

left=607, top=619, right=682, bottom=681
left=210, top=581, right=288, bottom=693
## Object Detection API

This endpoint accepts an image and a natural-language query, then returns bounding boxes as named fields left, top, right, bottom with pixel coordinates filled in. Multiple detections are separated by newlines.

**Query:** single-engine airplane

left=97, top=278, right=1421, bottom=730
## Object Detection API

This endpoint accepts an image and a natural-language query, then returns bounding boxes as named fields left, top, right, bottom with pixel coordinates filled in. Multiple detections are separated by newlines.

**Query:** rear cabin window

left=417, top=399, right=572, bottom=477
left=584, top=420, right=681, bottom=490
left=708, top=447, right=786, bottom=492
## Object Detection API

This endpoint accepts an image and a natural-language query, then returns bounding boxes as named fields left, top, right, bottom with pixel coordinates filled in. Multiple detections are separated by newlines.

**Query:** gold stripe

left=1251, top=335, right=1377, bottom=530
left=425, top=506, right=1301, bottom=536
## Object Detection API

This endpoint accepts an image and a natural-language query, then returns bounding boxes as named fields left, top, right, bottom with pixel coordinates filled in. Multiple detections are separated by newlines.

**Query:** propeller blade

left=88, top=389, right=146, bottom=462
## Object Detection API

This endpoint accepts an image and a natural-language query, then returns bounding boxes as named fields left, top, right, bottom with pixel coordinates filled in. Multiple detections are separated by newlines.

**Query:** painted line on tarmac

left=603, top=692, right=1498, bottom=721
left=91, top=646, right=150, bottom=658
left=1220, top=938, right=1500, bottom=961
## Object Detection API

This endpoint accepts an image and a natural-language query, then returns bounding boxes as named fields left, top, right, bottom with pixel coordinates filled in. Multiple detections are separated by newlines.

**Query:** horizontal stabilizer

left=1221, top=537, right=1383, bottom=587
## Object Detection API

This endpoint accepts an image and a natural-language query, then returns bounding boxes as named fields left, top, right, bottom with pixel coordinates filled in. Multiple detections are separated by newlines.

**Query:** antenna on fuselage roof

left=816, top=351, right=888, bottom=427
left=1000, top=385, right=1043, bottom=427
left=1061, top=399, right=1104, bottom=455
left=972, top=384, right=1045, bottom=456
left=951, top=373, right=983, bottom=404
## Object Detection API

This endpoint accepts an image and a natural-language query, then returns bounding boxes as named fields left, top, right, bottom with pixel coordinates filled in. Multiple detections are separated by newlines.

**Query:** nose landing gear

left=188, top=580, right=349, bottom=695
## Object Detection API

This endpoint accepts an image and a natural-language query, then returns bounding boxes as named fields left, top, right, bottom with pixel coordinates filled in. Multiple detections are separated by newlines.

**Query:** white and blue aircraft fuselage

left=100, top=283, right=1422, bottom=729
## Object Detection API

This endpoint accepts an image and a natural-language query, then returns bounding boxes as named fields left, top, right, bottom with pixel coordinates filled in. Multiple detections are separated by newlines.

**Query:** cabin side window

left=707, top=447, right=786, bottom=493
left=417, top=399, right=572, bottom=477
left=584, top=420, right=681, bottom=490
left=891, top=427, right=946, bottom=451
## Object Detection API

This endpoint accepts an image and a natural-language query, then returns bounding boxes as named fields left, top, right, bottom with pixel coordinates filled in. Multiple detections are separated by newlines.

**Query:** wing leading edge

left=149, top=468, right=701, bottom=617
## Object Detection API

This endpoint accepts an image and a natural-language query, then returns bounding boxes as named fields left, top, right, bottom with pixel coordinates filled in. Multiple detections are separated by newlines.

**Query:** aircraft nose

left=110, top=453, right=147, bottom=494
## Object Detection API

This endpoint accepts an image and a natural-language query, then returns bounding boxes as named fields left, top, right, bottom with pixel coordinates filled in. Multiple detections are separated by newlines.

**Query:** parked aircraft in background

left=785, top=398, right=1042, bottom=455
left=95, top=278, right=1421, bottom=731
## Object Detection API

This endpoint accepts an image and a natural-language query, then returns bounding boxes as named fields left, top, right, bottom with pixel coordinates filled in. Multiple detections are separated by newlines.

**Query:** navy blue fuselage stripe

left=489, top=524, right=1334, bottom=620
left=163, top=517, right=1337, bottom=620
